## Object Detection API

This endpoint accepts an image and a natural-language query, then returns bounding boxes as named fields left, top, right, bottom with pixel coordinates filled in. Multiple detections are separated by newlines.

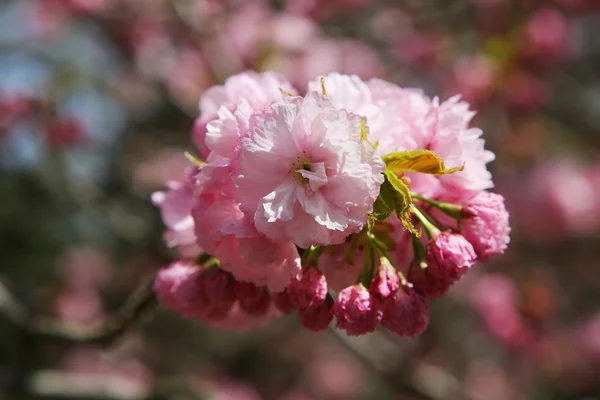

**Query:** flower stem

left=301, top=245, right=322, bottom=267
left=411, top=234, right=428, bottom=270
left=366, top=233, right=409, bottom=286
left=410, top=205, right=441, bottom=240
left=410, top=192, right=462, bottom=220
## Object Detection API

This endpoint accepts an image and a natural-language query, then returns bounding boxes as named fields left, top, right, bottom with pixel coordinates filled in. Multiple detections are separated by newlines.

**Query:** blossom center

left=290, top=157, right=327, bottom=192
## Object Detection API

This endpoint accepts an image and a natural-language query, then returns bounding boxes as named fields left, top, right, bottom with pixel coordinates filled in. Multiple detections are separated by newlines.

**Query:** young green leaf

left=382, top=149, right=464, bottom=175
left=383, top=170, right=420, bottom=237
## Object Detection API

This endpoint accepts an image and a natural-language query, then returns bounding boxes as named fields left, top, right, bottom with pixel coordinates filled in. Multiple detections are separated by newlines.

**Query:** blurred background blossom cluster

left=1, top=0, right=600, bottom=399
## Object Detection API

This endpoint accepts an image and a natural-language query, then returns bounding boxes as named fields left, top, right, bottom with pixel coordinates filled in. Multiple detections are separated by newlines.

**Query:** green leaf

left=367, top=176, right=396, bottom=232
left=384, top=170, right=420, bottom=237
left=373, top=229, right=396, bottom=251
left=382, top=149, right=464, bottom=175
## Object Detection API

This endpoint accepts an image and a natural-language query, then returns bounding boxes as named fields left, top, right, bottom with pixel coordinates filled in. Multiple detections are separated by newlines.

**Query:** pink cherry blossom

left=191, top=164, right=301, bottom=292
left=151, top=69, right=507, bottom=337
left=421, top=96, right=496, bottom=195
left=237, top=92, right=385, bottom=248
left=309, top=73, right=495, bottom=197
left=152, top=166, right=202, bottom=259
left=195, top=71, right=297, bottom=159
left=461, top=191, right=511, bottom=260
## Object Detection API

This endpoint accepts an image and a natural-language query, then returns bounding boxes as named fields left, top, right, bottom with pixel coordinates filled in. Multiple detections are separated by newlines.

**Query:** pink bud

left=410, top=233, right=477, bottom=298
left=332, top=284, right=382, bottom=336
left=287, top=268, right=328, bottom=310
left=156, top=263, right=235, bottom=321
left=271, top=288, right=296, bottom=315
left=43, top=118, right=84, bottom=149
left=461, top=192, right=511, bottom=261
left=234, top=281, right=271, bottom=317
left=154, top=261, right=198, bottom=311
left=200, top=269, right=237, bottom=320
left=299, top=296, right=334, bottom=332
left=370, top=258, right=400, bottom=300
left=381, top=287, right=430, bottom=337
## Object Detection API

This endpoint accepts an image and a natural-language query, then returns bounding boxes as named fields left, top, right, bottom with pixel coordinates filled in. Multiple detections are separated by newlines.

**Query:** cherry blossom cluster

left=153, top=71, right=510, bottom=337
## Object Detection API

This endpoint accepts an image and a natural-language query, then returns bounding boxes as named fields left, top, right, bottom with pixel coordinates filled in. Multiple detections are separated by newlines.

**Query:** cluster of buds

left=153, top=71, right=510, bottom=337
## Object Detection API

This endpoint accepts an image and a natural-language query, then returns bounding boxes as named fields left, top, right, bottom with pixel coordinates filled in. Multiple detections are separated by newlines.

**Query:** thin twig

left=328, top=328, right=435, bottom=400
left=0, top=275, right=157, bottom=346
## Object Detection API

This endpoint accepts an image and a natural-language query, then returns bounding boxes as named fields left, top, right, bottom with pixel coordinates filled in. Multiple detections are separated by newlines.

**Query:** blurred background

left=1, top=0, right=600, bottom=399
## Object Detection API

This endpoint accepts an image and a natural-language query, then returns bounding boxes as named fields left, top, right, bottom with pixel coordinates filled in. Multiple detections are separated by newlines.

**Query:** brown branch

left=0, top=275, right=157, bottom=346
left=328, top=328, right=436, bottom=400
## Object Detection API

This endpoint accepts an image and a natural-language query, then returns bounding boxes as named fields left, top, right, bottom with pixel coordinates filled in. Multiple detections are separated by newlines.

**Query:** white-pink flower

left=309, top=73, right=495, bottom=198
left=236, top=92, right=385, bottom=248
left=308, top=74, right=429, bottom=154
left=421, top=96, right=496, bottom=194
left=151, top=166, right=202, bottom=258
left=196, top=71, right=297, bottom=159
left=191, top=167, right=301, bottom=292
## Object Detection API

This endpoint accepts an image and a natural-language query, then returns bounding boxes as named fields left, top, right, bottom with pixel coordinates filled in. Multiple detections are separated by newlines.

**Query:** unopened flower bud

left=461, top=191, right=510, bottom=261
left=154, top=261, right=197, bottom=311
left=288, top=268, right=328, bottom=309
left=370, top=258, right=400, bottom=300
left=410, top=232, right=476, bottom=298
left=234, top=281, right=271, bottom=317
left=299, top=295, right=334, bottom=332
left=156, top=262, right=235, bottom=321
left=382, top=286, right=430, bottom=337
left=271, top=288, right=296, bottom=315
left=332, top=284, right=382, bottom=336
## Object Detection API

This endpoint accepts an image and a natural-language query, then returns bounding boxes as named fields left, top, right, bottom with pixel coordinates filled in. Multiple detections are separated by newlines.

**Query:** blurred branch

left=0, top=275, right=157, bottom=346
left=328, top=328, right=436, bottom=400
left=26, top=371, right=211, bottom=400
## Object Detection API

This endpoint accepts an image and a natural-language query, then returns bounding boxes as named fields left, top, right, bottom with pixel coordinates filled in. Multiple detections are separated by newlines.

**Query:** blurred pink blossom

left=519, top=8, right=569, bottom=64
left=470, top=274, right=533, bottom=348
left=449, top=56, right=495, bottom=106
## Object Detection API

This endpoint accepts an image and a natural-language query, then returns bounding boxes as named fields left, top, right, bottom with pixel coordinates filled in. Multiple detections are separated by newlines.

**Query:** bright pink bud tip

left=155, top=262, right=235, bottom=321
left=370, top=259, right=400, bottom=300
left=154, top=261, right=198, bottom=311
left=461, top=191, right=511, bottom=261
left=287, top=268, right=328, bottom=310
left=411, top=233, right=477, bottom=298
left=271, top=288, right=296, bottom=315
left=234, top=281, right=272, bottom=317
left=199, top=269, right=237, bottom=320
left=299, top=296, right=334, bottom=332
left=332, top=284, right=382, bottom=336
left=382, top=287, right=430, bottom=337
